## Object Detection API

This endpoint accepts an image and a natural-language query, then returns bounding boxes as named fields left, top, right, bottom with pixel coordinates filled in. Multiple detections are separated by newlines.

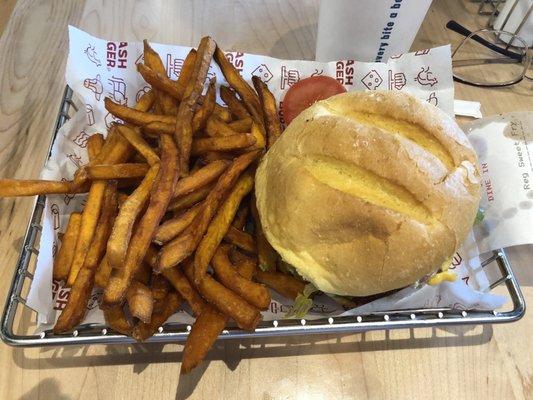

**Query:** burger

left=255, top=90, right=481, bottom=297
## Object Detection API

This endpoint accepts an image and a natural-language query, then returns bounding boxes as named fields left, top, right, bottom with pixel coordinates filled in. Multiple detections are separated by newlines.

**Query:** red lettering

left=484, top=179, right=494, bottom=202
left=107, top=42, right=116, bottom=67
left=57, top=289, right=69, bottom=301
left=345, top=75, right=354, bottom=85
left=54, top=299, right=69, bottom=311
left=451, top=253, right=462, bottom=267
left=279, top=101, right=285, bottom=127
left=107, top=42, right=127, bottom=69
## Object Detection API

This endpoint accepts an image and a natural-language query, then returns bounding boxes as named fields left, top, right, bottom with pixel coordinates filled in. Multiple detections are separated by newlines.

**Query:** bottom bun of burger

left=255, top=91, right=481, bottom=296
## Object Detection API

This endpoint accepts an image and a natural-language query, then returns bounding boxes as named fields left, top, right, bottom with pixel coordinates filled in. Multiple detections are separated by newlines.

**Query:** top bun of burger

left=255, top=91, right=481, bottom=296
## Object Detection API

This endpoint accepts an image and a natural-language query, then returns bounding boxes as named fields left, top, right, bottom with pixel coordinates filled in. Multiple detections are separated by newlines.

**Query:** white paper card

left=467, top=112, right=533, bottom=253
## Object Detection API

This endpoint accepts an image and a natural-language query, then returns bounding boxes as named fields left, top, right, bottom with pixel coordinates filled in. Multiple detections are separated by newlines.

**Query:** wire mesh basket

left=0, top=86, right=526, bottom=347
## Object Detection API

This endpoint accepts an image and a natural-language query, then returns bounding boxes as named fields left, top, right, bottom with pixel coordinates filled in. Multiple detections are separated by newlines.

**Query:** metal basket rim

left=0, top=86, right=527, bottom=348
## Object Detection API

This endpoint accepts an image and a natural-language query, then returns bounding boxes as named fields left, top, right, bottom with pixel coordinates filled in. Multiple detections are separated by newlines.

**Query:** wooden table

left=0, top=1, right=531, bottom=399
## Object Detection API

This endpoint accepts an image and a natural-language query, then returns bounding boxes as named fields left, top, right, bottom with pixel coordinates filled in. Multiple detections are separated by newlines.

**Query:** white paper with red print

left=467, top=112, right=533, bottom=253
left=27, top=26, right=505, bottom=328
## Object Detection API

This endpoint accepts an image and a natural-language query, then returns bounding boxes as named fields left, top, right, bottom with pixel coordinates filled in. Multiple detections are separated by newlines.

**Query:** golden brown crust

left=255, top=91, right=481, bottom=296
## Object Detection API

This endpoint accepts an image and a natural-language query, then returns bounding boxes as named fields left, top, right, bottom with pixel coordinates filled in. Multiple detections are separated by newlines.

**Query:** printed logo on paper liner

left=84, top=44, right=102, bottom=67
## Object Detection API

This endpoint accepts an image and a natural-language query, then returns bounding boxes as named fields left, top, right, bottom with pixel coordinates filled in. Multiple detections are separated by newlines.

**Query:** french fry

left=103, top=134, right=179, bottom=305
left=219, top=86, right=250, bottom=120
left=223, top=226, right=256, bottom=253
left=205, top=115, right=241, bottom=137
left=191, top=134, right=256, bottom=155
left=252, top=76, right=282, bottom=149
left=141, top=121, right=174, bottom=136
left=213, top=105, right=232, bottom=122
left=192, top=78, right=216, bottom=134
left=254, top=270, right=306, bottom=300
left=168, top=183, right=213, bottom=212
left=183, top=261, right=261, bottom=331
left=100, top=129, right=135, bottom=164
left=174, top=49, right=197, bottom=99
left=212, top=245, right=270, bottom=309
left=85, top=163, right=150, bottom=180
left=77, top=129, right=112, bottom=175
left=67, top=136, right=107, bottom=286
left=151, top=274, right=172, bottom=301
left=180, top=305, right=226, bottom=374
left=230, top=249, right=257, bottom=280
left=228, top=117, right=253, bottom=133
left=251, top=195, right=278, bottom=272
left=106, top=164, right=160, bottom=270
left=248, top=120, right=266, bottom=150
left=117, top=125, right=160, bottom=166
left=144, top=244, right=159, bottom=269
left=72, top=78, right=149, bottom=188
left=134, top=260, right=153, bottom=285
left=153, top=202, right=203, bottom=245
left=126, top=281, right=153, bottom=323
left=142, top=115, right=224, bottom=137
left=136, top=89, right=156, bottom=112
left=173, top=159, right=229, bottom=198
left=87, top=134, right=105, bottom=160
left=193, top=172, right=254, bottom=283
left=162, top=266, right=206, bottom=316
left=174, top=37, right=216, bottom=175
left=214, top=47, right=261, bottom=120
left=132, top=290, right=182, bottom=341
left=0, top=179, right=86, bottom=197
left=231, top=199, right=250, bottom=230
left=143, top=40, right=176, bottom=115
left=200, top=151, right=234, bottom=164
left=103, top=305, right=132, bottom=335
left=135, top=51, right=200, bottom=117
left=117, top=178, right=144, bottom=189
left=105, top=97, right=175, bottom=126
left=53, top=212, right=82, bottom=282
left=137, top=63, right=184, bottom=101
left=158, top=150, right=259, bottom=270
left=54, top=181, right=118, bottom=333
left=95, top=254, right=112, bottom=289
left=181, top=247, right=257, bottom=374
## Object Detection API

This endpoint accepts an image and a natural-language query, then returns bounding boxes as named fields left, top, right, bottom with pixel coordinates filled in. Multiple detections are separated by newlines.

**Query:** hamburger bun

left=255, top=91, right=481, bottom=296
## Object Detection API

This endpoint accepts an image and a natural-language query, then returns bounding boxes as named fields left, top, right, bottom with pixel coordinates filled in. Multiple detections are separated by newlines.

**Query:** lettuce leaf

left=284, top=283, right=318, bottom=319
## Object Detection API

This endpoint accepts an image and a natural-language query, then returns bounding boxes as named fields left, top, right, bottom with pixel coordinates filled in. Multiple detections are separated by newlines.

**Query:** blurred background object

left=315, top=0, right=432, bottom=62
left=447, top=19, right=531, bottom=86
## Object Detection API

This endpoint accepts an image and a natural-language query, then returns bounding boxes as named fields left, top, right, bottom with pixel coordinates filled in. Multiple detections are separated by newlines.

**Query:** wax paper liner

left=27, top=26, right=506, bottom=328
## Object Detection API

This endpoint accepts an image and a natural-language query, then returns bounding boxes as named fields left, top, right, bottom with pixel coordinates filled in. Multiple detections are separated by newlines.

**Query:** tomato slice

left=282, top=76, right=346, bottom=125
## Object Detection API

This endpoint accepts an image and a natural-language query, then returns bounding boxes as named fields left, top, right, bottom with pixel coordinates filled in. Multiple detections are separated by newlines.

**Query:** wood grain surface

left=0, top=1, right=531, bottom=399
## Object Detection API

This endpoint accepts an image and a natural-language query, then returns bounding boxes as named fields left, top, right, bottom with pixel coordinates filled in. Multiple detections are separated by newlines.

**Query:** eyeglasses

left=446, top=20, right=531, bottom=87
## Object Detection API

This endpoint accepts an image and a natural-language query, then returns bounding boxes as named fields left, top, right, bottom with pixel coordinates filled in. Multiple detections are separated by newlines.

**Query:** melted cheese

left=427, top=270, right=457, bottom=285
